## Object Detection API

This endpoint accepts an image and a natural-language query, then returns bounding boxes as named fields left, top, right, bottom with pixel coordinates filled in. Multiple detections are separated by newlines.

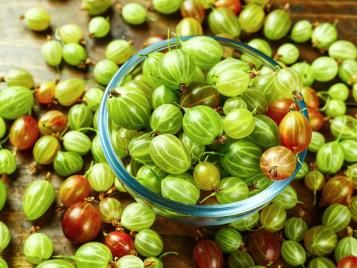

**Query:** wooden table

left=0, top=0, right=356, bottom=267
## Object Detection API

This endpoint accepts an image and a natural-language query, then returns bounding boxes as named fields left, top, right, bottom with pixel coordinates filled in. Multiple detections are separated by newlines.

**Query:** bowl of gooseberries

left=99, top=36, right=311, bottom=225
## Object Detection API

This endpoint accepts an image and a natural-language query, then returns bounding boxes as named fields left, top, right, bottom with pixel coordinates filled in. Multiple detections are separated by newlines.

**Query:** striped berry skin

left=182, top=36, right=223, bottom=71
left=281, top=240, right=307, bottom=267
left=22, top=180, right=55, bottom=221
left=214, top=227, right=242, bottom=253
left=208, top=7, right=241, bottom=38
left=335, top=237, right=357, bottom=263
left=221, top=140, right=262, bottom=179
left=158, top=49, right=196, bottom=89
left=0, top=86, right=34, bottom=120
left=183, top=105, right=223, bottom=145
left=134, top=229, right=163, bottom=257
left=150, top=134, right=191, bottom=174
left=87, top=162, right=115, bottom=192
left=161, top=175, right=200, bottom=205
left=121, top=202, right=156, bottom=232
left=150, top=104, right=183, bottom=135
left=108, top=88, right=151, bottom=131
left=63, top=131, right=91, bottom=155
left=74, top=242, right=112, bottom=268
left=33, top=136, right=60, bottom=165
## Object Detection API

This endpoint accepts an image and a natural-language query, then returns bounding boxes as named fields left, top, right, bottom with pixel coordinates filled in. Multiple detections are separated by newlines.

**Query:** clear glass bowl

left=98, top=36, right=308, bottom=225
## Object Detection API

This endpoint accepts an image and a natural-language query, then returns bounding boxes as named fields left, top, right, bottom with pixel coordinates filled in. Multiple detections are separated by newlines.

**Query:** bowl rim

left=99, top=36, right=308, bottom=218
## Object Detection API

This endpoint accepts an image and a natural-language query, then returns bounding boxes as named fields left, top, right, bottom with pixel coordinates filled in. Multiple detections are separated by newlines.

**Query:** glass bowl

left=99, top=36, right=308, bottom=226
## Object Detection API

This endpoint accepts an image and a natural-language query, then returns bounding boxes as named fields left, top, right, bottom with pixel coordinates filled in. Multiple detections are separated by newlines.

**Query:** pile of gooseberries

left=0, top=0, right=356, bottom=267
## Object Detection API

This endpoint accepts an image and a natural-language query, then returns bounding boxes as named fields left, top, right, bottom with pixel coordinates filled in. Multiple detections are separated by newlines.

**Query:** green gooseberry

left=0, top=149, right=17, bottom=175
left=33, top=135, right=61, bottom=165
left=122, top=3, right=147, bottom=25
left=322, top=204, right=351, bottom=232
left=229, top=212, right=259, bottom=231
left=116, top=255, right=144, bottom=268
left=152, top=0, right=182, bottom=14
left=56, top=24, right=83, bottom=44
left=281, top=240, right=307, bottom=267
left=91, top=135, right=107, bottom=163
left=55, top=78, right=85, bottom=106
left=182, top=36, right=223, bottom=71
left=291, top=61, right=314, bottom=87
left=41, top=40, right=63, bottom=67
left=176, top=17, right=203, bottom=36
left=68, top=103, right=93, bottom=130
left=150, top=104, right=183, bottom=135
left=223, top=97, right=247, bottom=115
left=290, top=20, right=313, bottom=43
left=62, top=43, right=87, bottom=67
left=93, top=59, right=118, bottom=85
left=325, top=99, right=346, bottom=118
left=0, top=117, right=6, bottom=139
left=4, top=68, right=34, bottom=88
left=295, top=161, right=309, bottom=179
left=311, top=56, right=338, bottom=82
left=239, top=4, right=265, bottom=33
left=241, top=38, right=272, bottom=68
left=53, top=151, right=84, bottom=177
left=0, top=221, right=11, bottom=252
left=74, top=242, right=112, bottom=268
left=124, top=80, right=153, bottom=100
left=216, top=177, right=249, bottom=204
left=89, top=16, right=110, bottom=38
left=263, top=9, right=291, bottom=40
left=159, top=49, right=196, bottom=89
left=134, top=229, right=163, bottom=257
left=0, top=258, right=6, bottom=268
left=63, top=131, right=92, bottom=155
left=83, top=88, right=104, bottom=111
left=144, top=257, right=163, bottom=268
left=340, top=140, right=357, bottom=162
left=312, top=22, right=338, bottom=49
left=23, top=233, right=53, bottom=264
left=151, top=85, right=178, bottom=109
left=328, top=40, right=357, bottom=61
left=273, top=67, right=303, bottom=99
left=81, top=0, right=112, bottom=15
left=105, top=39, right=135, bottom=65
left=0, top=86, right=34, bottom=120
left=87, top=162, right=115, bottom=192
left=215, top=227, right=242, bottom=253
left=330, top=115, right=357, bottom=140
left=260, top=203, right=287, bottom=232
left=304, top=225, right=337, bottom=256
left=316, top=141, right=344, bottom=174
left=284, top=217, right=308, bottom=241
left=142, top=52, right=164, bottom=88
left=338, top=59, right=357, bottom=85
left=308, top=131, right=326, bottom=152
left=308, top=257, right=336, bottom=268
left=272, top=185, right=298, bottom=209
left=327, top=83, right=349, bottom=101
left=22, top=180, right=55, bottom=221
left=335, top=237, right=357, bottom=263
left=208, top=7, right=241, bottom=38
left=228, top=252, right=256, bottom=268
left=223, top=108, right=255, bottom=139
left=276, top=43, right=300, bottom=65
left=23, top=7, right=51, bottom=31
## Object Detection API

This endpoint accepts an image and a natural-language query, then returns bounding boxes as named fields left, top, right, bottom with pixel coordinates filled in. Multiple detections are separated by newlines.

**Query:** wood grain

left=0, top=0, right=356, bottom=267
